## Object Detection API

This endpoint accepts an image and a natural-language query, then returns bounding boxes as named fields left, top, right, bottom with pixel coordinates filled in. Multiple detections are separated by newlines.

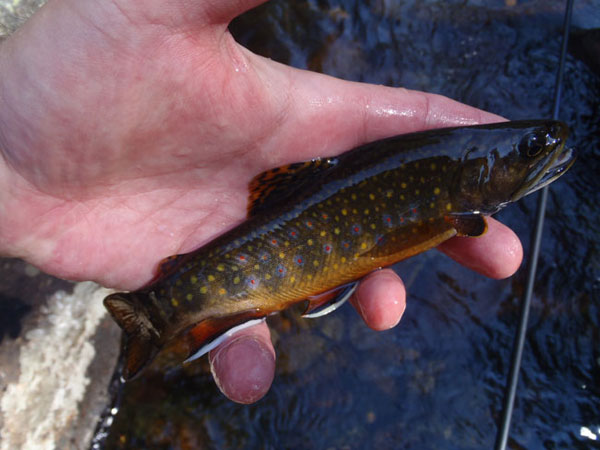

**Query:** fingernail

left=210, top=335, right=275, bottom=404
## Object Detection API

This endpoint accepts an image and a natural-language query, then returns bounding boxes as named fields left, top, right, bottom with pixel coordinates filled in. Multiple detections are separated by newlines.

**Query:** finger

left=208, top=320, right=275, bottom=404
left=350, top=269, right=406, bottom=331
left=437, top=217, right=523, bottom=279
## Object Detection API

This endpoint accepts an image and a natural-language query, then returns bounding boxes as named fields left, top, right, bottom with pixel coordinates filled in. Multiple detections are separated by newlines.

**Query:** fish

left=104, top=120, right=575, bottom=380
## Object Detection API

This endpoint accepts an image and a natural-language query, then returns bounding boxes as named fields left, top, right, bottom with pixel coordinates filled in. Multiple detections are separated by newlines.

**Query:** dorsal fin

left=247, top=158, right=338, bottom=216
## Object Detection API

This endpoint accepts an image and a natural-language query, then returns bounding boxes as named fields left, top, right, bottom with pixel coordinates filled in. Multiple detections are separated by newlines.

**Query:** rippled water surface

left=101, top=1, right=600, bottom=448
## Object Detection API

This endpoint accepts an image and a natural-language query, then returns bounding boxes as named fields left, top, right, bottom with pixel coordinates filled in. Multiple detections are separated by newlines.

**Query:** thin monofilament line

left=494, top=0, right=575, bottom=449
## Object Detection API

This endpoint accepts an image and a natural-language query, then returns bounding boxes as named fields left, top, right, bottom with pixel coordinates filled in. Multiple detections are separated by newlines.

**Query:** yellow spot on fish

left=430, top=163, right=436, bottom=170
left=308, top=239, right=314, bottom=246
left=307, top=274, right=313, bottom=280
left=333, top=263, right=339, bottom=269
left=254, top=264, right=260, bottom=270
left=342, top=209, right=348, bottom=216
left=266, top=273, right=272, bottom=280
left=186, top=293, right=193, bottom=301
left=313, top=260, right=319, bottom=267
left=279, top=252, right=285, bottom=259
left=370, top=223, right=376, bottom=230
left=434, top=187, right=441, bottom=195
left=219, top=288, right=226, bottom=295
left=400, top=194, right=405, bottom=200
left=369, top=193, right=375, bottom=200
left=351, top=193, right=357, bottom=200
left=354, top=252, right=360, bottom=259
left=233, top=276, right=240, bottom=284
left=200, top=286, right=207, bottom=294
left=401, top=183, right=407, bottom=189
left=231, top=265, right=238, bottom=271
left=341, top=256, right=347, bottom=263
left=430, top=202, right=435, bottom=209
left=364, top=209, right=369, bottom=215
left=171, top=298, right=179, bottom=307
left=446, top=203, right=452, bottom=211
left=190, top=275, right=198, bottom=284
left=334, top=227, right=341, bottom=235
left=361, top=242, right=367, bottom=249
left=217, top=264, right=225, bottom=272
left=290, top=276, right=295, bottom=283
left=386, top=190, right=393, bottom=198
left=320, top=231, right=326, bottom=237
left=352, top=208, right=358, bottom=214
left=415, top=189, right=420, bottom=195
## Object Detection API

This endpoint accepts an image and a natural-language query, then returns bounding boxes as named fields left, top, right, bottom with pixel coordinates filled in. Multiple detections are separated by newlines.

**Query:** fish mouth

left=513, top=145, right=576, bottom=200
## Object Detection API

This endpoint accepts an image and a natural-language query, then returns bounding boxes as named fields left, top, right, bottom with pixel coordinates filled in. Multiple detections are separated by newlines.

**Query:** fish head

left=453, top=120, right=575, bottom=214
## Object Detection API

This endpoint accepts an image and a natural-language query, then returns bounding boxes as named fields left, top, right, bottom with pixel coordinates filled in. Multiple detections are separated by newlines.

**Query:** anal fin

left=183, top=310, right=265, bottom=363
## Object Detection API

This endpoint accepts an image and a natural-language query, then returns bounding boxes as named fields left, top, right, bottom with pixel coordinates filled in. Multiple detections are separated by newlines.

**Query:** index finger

left=437, top=217, right=523, bottom=279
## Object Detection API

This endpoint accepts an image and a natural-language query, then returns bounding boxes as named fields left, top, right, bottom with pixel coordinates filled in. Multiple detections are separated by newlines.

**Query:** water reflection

left=102, top=1, right=599, bottom=448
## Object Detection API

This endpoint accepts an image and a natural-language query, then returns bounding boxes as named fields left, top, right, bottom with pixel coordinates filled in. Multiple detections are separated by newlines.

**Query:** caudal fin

left=104, top=292, right=161, bottom=380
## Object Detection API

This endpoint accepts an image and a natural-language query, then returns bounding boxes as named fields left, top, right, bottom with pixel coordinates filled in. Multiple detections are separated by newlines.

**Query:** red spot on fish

left=271, top=239, right=278, bottom=245
left=276, top=264, right=287, bottom=277
left=324, top=244, right=332, bottom=253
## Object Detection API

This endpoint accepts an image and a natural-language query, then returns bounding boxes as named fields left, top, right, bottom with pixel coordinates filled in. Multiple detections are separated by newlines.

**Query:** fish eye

left=518, top=133, right=545, bottom=158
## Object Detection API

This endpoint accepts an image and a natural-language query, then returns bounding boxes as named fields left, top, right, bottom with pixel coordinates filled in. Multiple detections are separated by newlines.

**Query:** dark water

left=99, top=1, right=600, bottom=448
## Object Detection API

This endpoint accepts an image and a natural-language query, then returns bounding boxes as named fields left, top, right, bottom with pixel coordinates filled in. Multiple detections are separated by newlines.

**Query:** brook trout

left=104, top=120, right=574, bottom=379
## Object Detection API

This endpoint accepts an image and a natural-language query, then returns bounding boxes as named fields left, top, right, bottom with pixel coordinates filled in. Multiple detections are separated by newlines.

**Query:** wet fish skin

left=104, top=120, right=574, bottom=379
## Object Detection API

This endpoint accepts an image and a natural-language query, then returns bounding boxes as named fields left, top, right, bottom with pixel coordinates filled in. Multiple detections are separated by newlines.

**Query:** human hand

left=0, top=0, right=522, bottom=403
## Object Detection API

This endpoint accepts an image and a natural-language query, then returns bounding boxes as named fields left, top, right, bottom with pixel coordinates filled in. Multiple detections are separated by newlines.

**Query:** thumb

left=243, top=52, right=505, bottom=165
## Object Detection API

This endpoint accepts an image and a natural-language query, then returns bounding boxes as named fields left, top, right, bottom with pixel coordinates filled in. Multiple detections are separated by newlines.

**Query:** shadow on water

left=101, top=1, right=600, bottom=448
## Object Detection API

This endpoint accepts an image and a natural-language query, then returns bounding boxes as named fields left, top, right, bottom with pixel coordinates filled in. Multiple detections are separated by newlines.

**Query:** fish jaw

left=513, top=145, right=576, bottom=200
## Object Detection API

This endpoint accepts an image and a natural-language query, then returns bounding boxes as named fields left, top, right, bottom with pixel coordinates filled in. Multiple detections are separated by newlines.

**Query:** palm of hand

left=2, top=2, right=329, bottom=288
left=0, top=0, right=524, bottom=404
left=2, top=0, right=509, bottom=289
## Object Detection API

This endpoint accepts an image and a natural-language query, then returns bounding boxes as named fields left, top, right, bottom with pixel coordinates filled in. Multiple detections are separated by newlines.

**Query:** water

left=100, top=1, right=600, bottom=448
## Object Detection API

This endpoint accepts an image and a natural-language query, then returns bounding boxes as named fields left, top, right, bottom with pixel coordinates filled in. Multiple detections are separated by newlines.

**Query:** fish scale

left=104, top=120, right=574, bottom=380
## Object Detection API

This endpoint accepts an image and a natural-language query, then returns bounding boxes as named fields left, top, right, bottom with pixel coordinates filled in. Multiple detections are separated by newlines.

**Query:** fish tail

left=104, top=292, right=162, bottom=380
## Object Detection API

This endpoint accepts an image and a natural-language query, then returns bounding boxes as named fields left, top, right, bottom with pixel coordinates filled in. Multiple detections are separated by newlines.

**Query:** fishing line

left=494, top=1, right=575, bottom=449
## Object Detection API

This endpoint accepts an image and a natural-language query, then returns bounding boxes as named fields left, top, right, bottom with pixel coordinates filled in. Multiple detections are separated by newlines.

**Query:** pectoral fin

left=445, top=214, right=488, bottom=237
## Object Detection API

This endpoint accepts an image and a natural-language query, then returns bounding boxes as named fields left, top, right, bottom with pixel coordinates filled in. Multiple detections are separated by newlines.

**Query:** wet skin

left=104, top=120, right=573, bottom=382
left=0, top=0, right=529, bottom=403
